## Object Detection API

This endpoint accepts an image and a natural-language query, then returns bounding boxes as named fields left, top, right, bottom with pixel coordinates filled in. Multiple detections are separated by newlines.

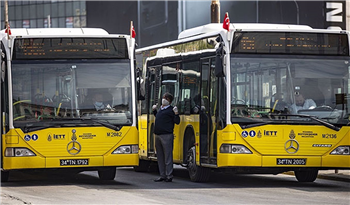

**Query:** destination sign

left=13, top=38, right=128, bottom=60
left=232, top=32, right=349, bottom=56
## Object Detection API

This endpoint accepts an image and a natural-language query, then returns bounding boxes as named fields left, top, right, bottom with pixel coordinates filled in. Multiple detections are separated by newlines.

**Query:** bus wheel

left=186, top=146, right=211, bottom=182
left=134, top=159, right=151, bottom=172
left=98, top=167, right=116, bottom=180
left=1, top=170, right=9, bottom=182
left=294, top=170, right=318, bottom=182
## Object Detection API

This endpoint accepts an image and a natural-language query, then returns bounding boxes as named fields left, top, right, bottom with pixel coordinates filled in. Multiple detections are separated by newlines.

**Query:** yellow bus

left=1, top=28, right=139, bottom=182
left=135, top=23, right=350, bottom=182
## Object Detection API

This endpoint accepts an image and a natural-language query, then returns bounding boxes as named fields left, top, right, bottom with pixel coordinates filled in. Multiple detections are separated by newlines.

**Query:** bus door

left=147, top=66, right=161, bottom=156
left=200, top=57, right=217, bottom=165
left=0, top=45, right=3, bottom=170
left=1, top=42, right=9, bottom=180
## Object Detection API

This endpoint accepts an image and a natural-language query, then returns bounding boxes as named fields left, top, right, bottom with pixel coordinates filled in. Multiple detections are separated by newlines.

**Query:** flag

left=131, top=25, right=136, bottom=38
left=130, top=21, right=136, bottom=38
left=223, top=12, right=230, bottom=31
left=5, top=24, right=11, bottom=35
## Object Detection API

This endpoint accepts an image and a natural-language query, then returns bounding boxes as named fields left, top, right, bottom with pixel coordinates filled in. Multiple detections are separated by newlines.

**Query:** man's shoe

left=165, top=178, right=173, bottom=182
left=154, top=177, right=165, bottom=182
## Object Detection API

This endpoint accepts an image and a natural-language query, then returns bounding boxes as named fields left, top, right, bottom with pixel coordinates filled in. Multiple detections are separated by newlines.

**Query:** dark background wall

left=87, top=1, right=346, bottom=48
left=86, top=1, right=138, bottom=36
left=86, top=1, right=178, bottom=48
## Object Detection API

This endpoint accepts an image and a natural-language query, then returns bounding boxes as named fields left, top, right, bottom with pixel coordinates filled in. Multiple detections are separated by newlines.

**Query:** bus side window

left=181, top=60, right=200, bottom=114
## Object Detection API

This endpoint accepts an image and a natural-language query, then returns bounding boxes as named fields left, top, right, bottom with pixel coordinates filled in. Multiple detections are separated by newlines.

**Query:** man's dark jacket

left=153, top=106, right=180, bottom=135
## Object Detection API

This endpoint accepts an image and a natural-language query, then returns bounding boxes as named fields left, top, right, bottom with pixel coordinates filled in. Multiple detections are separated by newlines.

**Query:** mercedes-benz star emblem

left=284, top=139, right=299, bottom=154
left=67, top=129, right=81, bottom=155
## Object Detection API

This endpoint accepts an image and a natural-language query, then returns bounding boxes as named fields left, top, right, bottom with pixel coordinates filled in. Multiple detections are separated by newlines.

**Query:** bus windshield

left=230, top=56, right=350, bottom=126
left=12, top=59, right=132, bottom=129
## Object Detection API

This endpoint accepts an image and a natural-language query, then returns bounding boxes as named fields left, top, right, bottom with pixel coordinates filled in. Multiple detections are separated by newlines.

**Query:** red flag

left=130, top=21, right=136, bottom=38
left=131, top=25, right=136, bottom=38
left=223, top=12, right=230, bottom=31
left=5, top=24, right=11, bottom=35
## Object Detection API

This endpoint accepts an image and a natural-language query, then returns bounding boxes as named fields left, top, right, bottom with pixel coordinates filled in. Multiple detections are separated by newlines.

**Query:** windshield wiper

left=241, top=121, right=270, bottom=129
left=270, top=114, right=340, bottom=131
left=23, top=123, right=62, bottom=132
left=22, top=118, right=121, bottom=132
left=90, top=119, right=121, bottom=131
left=52, top=117, right=121, bottom=131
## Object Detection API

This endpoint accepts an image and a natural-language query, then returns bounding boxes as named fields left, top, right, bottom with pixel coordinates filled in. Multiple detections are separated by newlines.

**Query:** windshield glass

left=230, top=56, right=350, bottom=126
left=12, top=59, right=132, bottom=129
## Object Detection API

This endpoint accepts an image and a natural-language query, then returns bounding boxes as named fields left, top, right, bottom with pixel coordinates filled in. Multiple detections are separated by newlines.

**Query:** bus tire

left=134, top=159, right=151, bottom=172
left=98, top=167, right=116, bottom=180
left=187, top=146, right=211, bottom=182
left=1, top=170, right=9, bottom=182
left=294, top=170, right=318, bottom=182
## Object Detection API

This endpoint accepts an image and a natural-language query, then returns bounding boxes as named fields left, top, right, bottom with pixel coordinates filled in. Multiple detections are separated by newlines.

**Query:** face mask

left=94, top=102, right=103, bottom=107
left=162, top=99, right=170, bottom=106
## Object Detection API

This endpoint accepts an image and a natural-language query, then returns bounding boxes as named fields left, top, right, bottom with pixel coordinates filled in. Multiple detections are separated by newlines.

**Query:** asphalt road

left=1, top=166, right=350, bottom=204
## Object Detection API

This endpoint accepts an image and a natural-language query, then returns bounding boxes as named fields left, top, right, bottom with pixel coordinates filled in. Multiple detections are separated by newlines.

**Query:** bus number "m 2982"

left=107, top=132, right=122, bottom=137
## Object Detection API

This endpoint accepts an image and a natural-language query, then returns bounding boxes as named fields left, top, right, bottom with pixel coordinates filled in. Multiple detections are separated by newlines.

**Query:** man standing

left=153, top=92, right=180, bottom=182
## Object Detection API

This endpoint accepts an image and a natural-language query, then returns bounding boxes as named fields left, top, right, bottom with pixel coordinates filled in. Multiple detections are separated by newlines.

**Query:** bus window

left=180, top=60, right=200, bottom=114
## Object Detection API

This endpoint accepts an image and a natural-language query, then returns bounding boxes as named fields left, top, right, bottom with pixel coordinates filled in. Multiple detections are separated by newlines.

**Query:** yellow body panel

left=2, top=126, right=138, bottom=170
left=138, top=114, right=199, bottom=163
left=138, top=114, right=148, bottom=158
left=139, top=113, right=350, bottom=170
left=217, top=153, right=261, bottom=167
left=216, top=124, right=350, bottom=168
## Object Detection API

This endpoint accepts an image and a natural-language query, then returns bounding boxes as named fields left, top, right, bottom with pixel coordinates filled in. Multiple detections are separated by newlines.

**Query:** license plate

left=277, top=158, right=306, bottom=165
left=60, top=159, right=89, bottom=166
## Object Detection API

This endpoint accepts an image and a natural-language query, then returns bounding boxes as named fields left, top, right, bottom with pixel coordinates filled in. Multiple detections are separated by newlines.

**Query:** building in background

left=1, top=0, right=347, bottom=48
left=0, top=1, right=86, bottom=29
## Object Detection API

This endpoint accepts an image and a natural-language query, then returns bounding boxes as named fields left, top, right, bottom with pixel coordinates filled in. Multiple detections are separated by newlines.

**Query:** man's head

left=162, top=92, right=173, bottom=106
left=295, top=94, right=305, bottom=106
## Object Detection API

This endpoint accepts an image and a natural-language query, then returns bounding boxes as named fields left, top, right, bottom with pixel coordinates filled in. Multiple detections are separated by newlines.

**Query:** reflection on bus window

left=12, top=60, right=133, bottom=125
left=231, top=57, right=349, bottom=124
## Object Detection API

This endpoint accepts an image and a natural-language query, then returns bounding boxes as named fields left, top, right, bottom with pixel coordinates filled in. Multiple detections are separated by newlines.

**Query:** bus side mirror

left=215, top=45, right=225, bottom=77
left=1, top=49, right=5, bottom=83
left=136, top=67, right=145, bottom=101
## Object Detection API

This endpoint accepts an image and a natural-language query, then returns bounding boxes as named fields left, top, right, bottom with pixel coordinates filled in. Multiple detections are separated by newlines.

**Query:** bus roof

left=137, top=23, right=348, bottom=53
left=178, top=23, right=341, bottom=39
left=0, top=28, right=118, bottom=38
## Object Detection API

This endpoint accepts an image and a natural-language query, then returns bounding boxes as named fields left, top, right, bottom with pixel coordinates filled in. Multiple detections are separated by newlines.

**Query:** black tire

left=1, top=170, right=9, bottom=182
left=134, top=159, right=151, bottom=172
left=98, top=167, right=116, bottom=180
left=295, top=170, right=318, bottom=182
left=187, top=146, right=211, bottom=182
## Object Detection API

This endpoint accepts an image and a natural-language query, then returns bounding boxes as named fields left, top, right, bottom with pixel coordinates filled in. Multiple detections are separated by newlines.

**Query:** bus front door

left=200, top=58, right=217, bottom=165
left=147, top=66, right=161, bottom=157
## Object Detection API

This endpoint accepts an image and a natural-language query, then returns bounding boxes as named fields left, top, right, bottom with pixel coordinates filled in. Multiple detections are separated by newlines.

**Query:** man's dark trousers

left=155, top=133, right=174, bottom=179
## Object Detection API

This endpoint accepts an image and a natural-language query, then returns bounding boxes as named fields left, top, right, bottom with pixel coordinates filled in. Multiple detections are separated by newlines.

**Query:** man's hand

left=173, top=106, right=178, bottom=114
left=152, top=104, right=157, bottom=111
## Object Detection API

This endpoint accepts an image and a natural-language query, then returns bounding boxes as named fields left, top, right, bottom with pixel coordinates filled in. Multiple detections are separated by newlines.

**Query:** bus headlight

left=112, top=145, right=138, bottom=154
left=330, top=146, right=349, bottom=155
left=5, top=148, right=36, bottom=157
left=220, top=144, right=252, bottom=154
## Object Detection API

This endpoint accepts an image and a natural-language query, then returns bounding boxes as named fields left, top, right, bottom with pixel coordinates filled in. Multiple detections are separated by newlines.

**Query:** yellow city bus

left=1, top=28, right=138, bottom=182
left=135, top=23, right=350, bottom=182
